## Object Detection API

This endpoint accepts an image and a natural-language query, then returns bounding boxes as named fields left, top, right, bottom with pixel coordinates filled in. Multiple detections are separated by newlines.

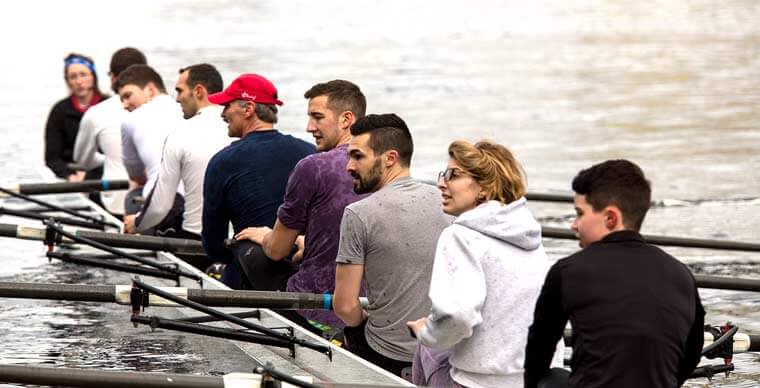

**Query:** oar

left=0, top=281, right=369, bottom=310
left=0, top=223, right=205, bottom=254
left=43, top=220, right=201, bottom=283
left=695, top=274, right=760, bottom=293
left=0, top=179, right=128, bottom=196
left=0, top=206, right=107, bottom=230
left=17, top=205, right=91, bottom=213
left=541, top=226, right=760, bottom=252
left=0, top=187, right=115, bottom=228
left=563, top=328, right=760, bottom=353
left=0, top=364, right=399, bottom=388
left=419, top=179, right=574, bottom=203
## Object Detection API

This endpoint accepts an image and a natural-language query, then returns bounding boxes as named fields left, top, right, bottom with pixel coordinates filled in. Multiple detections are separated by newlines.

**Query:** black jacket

left=44, top=96, right=84, bottom=178
left=524, top=230, right=705, bottom=388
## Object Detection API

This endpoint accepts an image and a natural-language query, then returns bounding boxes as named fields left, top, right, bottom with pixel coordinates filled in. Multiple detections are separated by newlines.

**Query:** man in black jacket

left=524, top=159, right=705, bottom=388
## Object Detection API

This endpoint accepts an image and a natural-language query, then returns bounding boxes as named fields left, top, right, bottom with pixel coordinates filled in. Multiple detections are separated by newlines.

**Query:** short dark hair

left=304, top=80, right=366, bottom=119
left=350, top=113, right=413, bottom=167
left=572, top=159, right=651, bottom=231
left=109, top=47, right=147, bottom=77
left=178, top=63, right=223, bottom=94
left=114, top=64, right=166, bottom=94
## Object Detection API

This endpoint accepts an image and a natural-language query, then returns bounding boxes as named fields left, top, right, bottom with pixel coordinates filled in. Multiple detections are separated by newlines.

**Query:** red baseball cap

left=208, top=73, right=283, bottom=106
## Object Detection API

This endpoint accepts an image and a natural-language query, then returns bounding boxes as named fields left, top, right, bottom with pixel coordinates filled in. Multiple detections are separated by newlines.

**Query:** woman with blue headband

left=44, top=52, right=105, bottom=180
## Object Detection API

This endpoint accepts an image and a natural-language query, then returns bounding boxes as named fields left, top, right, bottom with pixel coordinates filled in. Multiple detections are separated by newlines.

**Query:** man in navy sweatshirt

left=202, top=73, right=315, bottom=288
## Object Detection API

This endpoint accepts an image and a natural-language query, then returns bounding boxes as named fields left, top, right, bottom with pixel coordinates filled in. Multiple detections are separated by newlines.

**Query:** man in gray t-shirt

left=333, top=113, right=451, bottom=377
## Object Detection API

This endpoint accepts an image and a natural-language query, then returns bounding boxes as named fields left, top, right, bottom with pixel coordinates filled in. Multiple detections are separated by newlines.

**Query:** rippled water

left=1, top=0, right=759, bottom=386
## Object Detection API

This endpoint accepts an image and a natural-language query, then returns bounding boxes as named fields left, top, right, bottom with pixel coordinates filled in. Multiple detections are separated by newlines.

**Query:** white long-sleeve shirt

left=135, top=105, right=229, bottom=234
left=418, top=199, right=564, bottom=388
left=73, top=96, right=128, bottom=215
left=121, top=94, right=182, bottom=197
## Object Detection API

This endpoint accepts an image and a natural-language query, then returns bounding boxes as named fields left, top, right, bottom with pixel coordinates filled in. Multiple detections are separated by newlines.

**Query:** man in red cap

left=202, top=73, right=315, bottom=289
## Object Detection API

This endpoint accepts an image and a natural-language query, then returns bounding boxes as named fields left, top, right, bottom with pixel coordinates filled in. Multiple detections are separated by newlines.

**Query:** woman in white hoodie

left=407, top=140, right=564, bottom=388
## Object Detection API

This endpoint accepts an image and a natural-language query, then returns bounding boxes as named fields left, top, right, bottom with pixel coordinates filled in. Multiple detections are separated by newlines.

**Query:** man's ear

left=384, top=150, right=400, bottom=167
left=193, top=84, right=206, bottom=100
left=145, top=82, right=159, bottom=99
left=339, top=111, right=355, bottom=130
left=245, top=102, right=256, bottom=119
left=604, top=206, right=623, bottom=231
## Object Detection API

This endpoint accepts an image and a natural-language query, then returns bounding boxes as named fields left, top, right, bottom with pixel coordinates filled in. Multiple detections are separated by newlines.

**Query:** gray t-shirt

left=337, top=176, right=452, bottom=361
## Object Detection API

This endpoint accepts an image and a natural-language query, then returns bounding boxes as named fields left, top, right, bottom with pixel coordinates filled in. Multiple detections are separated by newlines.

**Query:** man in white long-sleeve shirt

left=131, top=64, right=230, bottom=239
left=73, top=47, right=147, bottom=216
left=114, top=64, right=183, bottom=234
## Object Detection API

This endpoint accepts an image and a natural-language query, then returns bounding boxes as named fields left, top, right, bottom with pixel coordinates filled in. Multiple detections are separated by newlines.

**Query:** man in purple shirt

left=235, top=80, right=367, bottom=335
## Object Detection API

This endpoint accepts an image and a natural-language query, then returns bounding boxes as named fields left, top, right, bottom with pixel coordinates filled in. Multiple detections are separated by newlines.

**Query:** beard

left=352, top=157, right=384, bottom=194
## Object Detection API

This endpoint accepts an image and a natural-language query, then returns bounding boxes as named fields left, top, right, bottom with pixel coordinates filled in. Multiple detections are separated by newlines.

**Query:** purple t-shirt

left=277, top=143, right=366, bottom=327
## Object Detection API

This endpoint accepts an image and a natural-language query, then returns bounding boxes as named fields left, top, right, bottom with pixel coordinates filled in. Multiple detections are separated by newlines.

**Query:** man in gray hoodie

left=333, top=113, right=452, bottom=378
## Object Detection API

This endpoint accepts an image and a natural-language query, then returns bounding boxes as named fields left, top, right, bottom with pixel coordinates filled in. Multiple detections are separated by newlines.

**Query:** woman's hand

left=234, top=226, right=271, bottom=245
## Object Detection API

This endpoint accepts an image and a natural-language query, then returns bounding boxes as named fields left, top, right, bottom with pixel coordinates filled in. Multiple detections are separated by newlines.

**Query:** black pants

left=343, top=320, right=412, bottom=379
left=84, top=166, right=104, bottom=207
left=232, top=240, right=298, bottom=292
left=124, top=187, right=185, bottom=237
left=539, top=368, right=570, bottom=388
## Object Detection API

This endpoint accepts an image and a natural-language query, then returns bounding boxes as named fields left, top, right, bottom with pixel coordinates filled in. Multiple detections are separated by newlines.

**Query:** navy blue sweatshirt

left=201, top=130, right=315, bottom=263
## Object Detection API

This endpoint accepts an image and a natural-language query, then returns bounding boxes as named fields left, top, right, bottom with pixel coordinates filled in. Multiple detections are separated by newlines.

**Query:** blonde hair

left=447, top=140, right=526, bottom=205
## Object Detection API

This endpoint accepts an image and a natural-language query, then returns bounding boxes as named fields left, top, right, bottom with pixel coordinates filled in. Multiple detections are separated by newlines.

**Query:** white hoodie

left=418, top=198, right=564, bottom=388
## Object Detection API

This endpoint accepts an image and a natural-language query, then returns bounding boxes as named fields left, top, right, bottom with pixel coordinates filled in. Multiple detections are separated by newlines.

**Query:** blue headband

left=64, top=56, right=96, bottom=74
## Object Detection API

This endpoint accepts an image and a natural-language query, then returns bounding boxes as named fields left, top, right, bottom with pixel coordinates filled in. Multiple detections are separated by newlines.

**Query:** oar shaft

left=0, top=364, right=220, bottom=388
left=0, top=223, right=205, bottom=254
left=0, top=207, right=106, bottom=230
left=0, top=282, right=115, bottom=303
left=15, top=180, right=129, bottom=195
left=420, top=180, right=574, bottom=203
left=44, top=221, right=199, bottom=281
left=184, top=289, right=370, bottom=310
left=0, top=281, right=367, bottom=310
left=541, top=226, right=760, bottom=252
left=131, top=315, right=295, bottom=349
left=0, top=187, right=108, bottom=225
left=0, top=365, right=389, bottom=388
left=76, top=229, right=205, bottom=254
left=695, top=274, right=760, bottom=292
left=48, top=252, right=179, bottom=281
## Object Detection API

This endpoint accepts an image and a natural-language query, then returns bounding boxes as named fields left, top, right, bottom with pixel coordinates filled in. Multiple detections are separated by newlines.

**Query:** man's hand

left=123, top=214, right=137, bottom=234
left=67, top=171, right=86, bottom=182
left=292, top=235, right=305, bottom=262
left=406, top=316, right=428, bottom=338
left=234, top=226, right=272, bottom=246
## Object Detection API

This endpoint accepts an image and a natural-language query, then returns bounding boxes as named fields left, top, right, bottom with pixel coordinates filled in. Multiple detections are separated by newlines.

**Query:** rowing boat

left=0, top=168, right=413, bottom=387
